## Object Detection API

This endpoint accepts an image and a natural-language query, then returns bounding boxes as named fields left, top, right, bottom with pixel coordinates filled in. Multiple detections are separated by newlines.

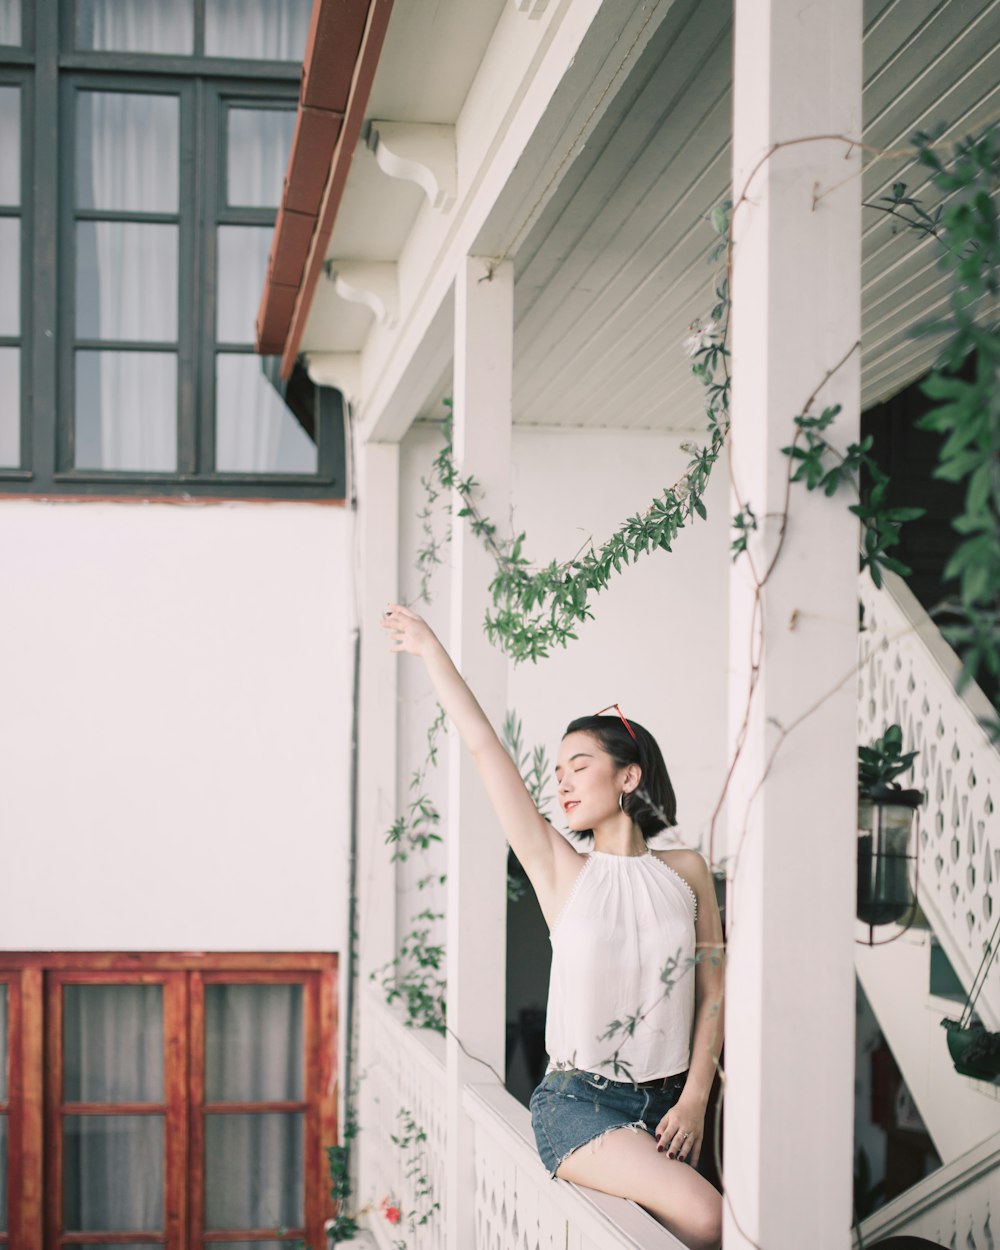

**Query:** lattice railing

left=856, top=1131, right=999, bottom=1248
left=858, top=570, right=999, bottom=1029
left=464, top=1083, right=687, bottom=1250
left=358, top=988, right=447, bottom=1250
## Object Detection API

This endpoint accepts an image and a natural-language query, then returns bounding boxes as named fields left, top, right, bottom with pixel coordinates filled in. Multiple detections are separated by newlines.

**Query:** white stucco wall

left=0, top=500, right=354, bottom=952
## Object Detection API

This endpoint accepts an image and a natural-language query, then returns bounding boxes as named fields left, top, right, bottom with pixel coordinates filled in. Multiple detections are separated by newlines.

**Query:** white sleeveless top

left=546, top=849, right=698, bottom=1082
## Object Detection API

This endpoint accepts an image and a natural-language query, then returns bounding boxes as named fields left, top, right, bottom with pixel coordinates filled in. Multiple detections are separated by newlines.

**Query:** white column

left=446, top=256, right=512, bottom=1249
left=354, top=437, right=400, bottom=1207
left=725, top=4, right=862, bottom=1250
left=356, top=438, right=401, bottom=983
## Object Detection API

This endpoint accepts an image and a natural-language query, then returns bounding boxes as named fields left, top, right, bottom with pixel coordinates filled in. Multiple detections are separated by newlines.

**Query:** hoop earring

left=619, top=791, right=627, bottom=812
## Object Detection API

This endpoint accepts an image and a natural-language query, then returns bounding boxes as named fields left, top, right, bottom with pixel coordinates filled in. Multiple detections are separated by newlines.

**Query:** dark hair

left=563, top=714, right=677, bottom=841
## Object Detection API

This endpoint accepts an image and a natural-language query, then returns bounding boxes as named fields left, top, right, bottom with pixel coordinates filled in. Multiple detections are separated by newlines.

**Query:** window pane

left=0, top=218, right=19, bottom=335
left=76, top=221, right=178, bottom=341
left=64, top=1115, right=164, bottom=1231
left=76, top=351, right=177, bottom=472
left=0, top=985, right=7, bottom=1102
left=216, top=355, right=317, bottom=474
left=227, top=108, right=295, bottom=209
left=205, top=984, right=303, bottom=1102
left=217, top=226, right=273, bottom=344
left=0, top=348, right=19, bottom=468
left=205, top=0, right=311, bottom=61
left=0, top=88, right=18, bottom=203
left=77, top=92, right=179, bottom=213
left=64, top=985, right=164, bottom=1103
left=76, top=0, right=193, bottom=53
left=0, top=1115, right=6, bottom=1231
left=0, top=1, right=19, bottom=46
left=205, top=1113, right=303, bottom=1229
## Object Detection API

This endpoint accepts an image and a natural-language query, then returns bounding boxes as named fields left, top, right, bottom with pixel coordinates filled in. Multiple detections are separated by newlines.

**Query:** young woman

left=382, top=603, right=724, bottom=1250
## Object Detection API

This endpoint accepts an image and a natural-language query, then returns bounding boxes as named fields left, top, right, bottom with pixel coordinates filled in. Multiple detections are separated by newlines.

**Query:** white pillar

left=354, top=437, right=400, bottom=1204
left=446, top=256, right=512, bottom=1249
left=725, top=4, right=862, bottom=1249
left=356, top=438, right=401, bottom=984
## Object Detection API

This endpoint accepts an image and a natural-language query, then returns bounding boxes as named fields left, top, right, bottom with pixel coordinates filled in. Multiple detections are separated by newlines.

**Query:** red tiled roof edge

left=255, top=0, right=395, bottom=377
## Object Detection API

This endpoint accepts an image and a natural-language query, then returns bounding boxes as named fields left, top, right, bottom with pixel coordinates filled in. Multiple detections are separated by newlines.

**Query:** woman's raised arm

left=381, top=604, right=578, bottom=907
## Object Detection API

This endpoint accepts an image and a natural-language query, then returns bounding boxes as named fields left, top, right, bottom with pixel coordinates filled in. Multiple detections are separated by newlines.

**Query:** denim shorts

left=529, top=1068, right=689, bottom=1178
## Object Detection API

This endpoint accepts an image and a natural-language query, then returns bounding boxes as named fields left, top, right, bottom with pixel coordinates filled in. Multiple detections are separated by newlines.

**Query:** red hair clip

left=594, top=702, right=638, bottom=742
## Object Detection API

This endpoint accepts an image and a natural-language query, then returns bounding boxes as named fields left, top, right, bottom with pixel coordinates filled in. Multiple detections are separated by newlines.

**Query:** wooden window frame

left=0, top=953, right=338, bottom=1250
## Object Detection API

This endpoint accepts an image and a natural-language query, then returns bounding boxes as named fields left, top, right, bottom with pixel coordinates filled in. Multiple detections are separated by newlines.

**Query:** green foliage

left=325, top=1092, right=360, bottom=1244
left=383, top=1108, right=441, bottom=1248
left=384, top=706, right=447, bottom=862
left=780, top=405, right=926, bottom=588
left=371, top=908, right=447, bottom=1035
left=423, top=206, right=733, bottom=664
left=858, top=723, right=919, bottom=797
left=912, top=125, right=1000, bottom=709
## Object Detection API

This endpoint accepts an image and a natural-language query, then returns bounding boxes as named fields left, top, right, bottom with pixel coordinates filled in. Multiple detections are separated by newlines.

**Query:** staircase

left=855, top=569, right=1000, bottom=1243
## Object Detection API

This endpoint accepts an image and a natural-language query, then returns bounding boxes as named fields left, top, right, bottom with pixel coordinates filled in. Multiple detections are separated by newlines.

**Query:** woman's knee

left=671, top=1189, right=721, bottom=1250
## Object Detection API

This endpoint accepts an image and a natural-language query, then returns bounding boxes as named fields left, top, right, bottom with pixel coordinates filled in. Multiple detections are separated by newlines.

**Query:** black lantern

left=857, top=725, right=922, bottom=939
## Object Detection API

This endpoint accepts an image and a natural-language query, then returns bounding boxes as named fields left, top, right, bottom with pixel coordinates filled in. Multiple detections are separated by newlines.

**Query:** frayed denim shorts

left=529, top=1068, right=689, bottom=1178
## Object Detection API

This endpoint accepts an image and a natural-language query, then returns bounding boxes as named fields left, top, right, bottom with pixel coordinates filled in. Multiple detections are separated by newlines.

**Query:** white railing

left=855, top=1131, right=1000, bottom=1249
left=464, top=1082, right=689, bottom=1250
left=358, top=988, right=447, bottom=1250
left=357, top=988, right=688, bottom=1249
left=858, top=569, right=1000, bottom=1029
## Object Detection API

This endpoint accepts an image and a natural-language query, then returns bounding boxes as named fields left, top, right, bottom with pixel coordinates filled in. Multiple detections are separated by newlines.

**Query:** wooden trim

left=18, top=970, right=43, bottom=1250
left=163, top=973, right=187, bottom=1250
left=57, top=1103, right=167, bottom=1115
left=319, top=961, right=338, bottom=1221
left=279, top=0, right=394, bottom=379
left=201, top=1101, right=309, bottom=1114
left=304, top=974, right=320, bottom=1245
left=0, top=953, right=336, bottom=972
left=43, top=974, right=61, bottom=1250
left=187, top=972, right=205, bottom=1250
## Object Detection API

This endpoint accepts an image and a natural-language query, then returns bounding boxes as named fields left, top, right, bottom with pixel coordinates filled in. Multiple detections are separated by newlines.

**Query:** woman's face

left=555, top=731, right=630, bottom=831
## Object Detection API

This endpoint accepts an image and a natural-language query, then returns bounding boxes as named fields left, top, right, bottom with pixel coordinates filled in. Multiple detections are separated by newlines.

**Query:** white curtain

left=0, top=0, right=20, bottom=46
left=62, top=986, right=164, bottom=1231
left=62, top=982, right=303, bottom=1234
left=77, top=0, right=193, bottom=54
left=205, top=0, right=311, bottom=60
left=0, top=86, right=19, bottom=204
left=203, top=984, right=304, bottom=1229
left=76, top=92, right=179, bottom=471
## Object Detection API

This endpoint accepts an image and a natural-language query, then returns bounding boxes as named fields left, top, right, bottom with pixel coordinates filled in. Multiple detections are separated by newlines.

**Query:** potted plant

left=857, top=724, right=922, bottom=926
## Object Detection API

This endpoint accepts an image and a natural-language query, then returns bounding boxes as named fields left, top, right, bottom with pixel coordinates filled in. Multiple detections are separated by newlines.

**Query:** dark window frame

left=0, top=2, right=346, bottom=502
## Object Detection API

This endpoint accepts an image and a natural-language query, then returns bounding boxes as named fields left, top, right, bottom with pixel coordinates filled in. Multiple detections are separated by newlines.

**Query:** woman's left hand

left=655, top=1096, right=705, bottom=1166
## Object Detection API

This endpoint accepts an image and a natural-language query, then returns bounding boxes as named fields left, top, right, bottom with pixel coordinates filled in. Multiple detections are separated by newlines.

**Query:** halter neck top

left=545, top=849, right=697, bottom=1082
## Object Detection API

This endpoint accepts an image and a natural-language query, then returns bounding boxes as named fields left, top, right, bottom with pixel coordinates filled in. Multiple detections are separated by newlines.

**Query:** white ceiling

left=303, top=0, right=1000, bottom=428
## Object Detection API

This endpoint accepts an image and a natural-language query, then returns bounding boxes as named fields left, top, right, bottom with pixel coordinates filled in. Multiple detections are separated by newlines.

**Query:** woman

left=382, top=603, right=724, bottom=1250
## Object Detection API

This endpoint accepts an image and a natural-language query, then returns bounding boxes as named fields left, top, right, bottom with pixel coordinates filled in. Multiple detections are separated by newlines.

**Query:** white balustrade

left=358, top=987, right=447, bottom=1250
left=858, top=569, right=1000, bottom=1028
left=856, top=1131, right=999, bottom=1248
left=464, top=1083, right=689, bottom=1250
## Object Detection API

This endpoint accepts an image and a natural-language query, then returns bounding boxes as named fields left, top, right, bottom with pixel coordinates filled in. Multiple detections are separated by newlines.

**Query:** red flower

left=380, top=1195, right=402, bottom=1225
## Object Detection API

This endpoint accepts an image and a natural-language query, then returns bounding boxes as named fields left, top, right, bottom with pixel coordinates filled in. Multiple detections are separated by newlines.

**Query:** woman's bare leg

left=556, top=1126, right=722, bottom=1250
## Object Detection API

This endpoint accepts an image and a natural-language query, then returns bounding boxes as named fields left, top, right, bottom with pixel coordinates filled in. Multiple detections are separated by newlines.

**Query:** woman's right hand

left=381, top=603, right=438, bottom=657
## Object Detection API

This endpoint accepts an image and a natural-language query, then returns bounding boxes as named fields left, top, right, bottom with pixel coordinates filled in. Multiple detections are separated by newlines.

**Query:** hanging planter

left=941, top=1018, right=1000, bottom=1081
left=857, top=725, right=922, bottom=931
left=941, top=909, right=1000, bottom=1082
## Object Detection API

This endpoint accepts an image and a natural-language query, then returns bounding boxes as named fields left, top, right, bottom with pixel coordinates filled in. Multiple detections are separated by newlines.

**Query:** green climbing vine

left=780, top=123, right=1000, bottom=719
left=419, top=203, right=733, bottom=664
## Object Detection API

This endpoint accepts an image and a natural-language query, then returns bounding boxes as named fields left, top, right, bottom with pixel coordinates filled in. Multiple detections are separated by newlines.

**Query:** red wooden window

left=0, top=955, right=338, bottom=1250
